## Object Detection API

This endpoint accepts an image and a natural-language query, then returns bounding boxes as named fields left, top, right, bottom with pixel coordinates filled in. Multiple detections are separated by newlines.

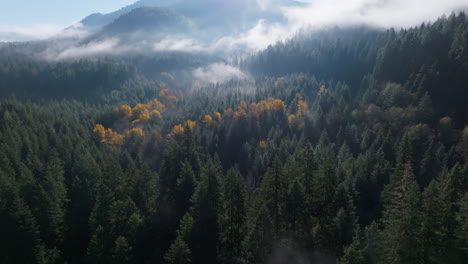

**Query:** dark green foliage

left=1, top=12, right=468, bottom=264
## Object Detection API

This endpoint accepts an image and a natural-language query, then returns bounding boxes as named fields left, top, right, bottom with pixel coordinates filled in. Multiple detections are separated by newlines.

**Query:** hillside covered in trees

left=1, top=9, right=468, bottom=264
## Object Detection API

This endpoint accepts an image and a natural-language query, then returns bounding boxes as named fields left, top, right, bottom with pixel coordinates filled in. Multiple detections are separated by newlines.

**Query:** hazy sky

left=1, top=0, right=135, bottom=26
left=1, top=0, right=467, bottom=43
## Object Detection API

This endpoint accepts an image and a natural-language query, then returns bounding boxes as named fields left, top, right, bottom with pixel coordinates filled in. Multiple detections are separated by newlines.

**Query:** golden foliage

left=127, top=128, right=145, bottom=137
left=109, top=133, right=124, bottom=145
left=151, top=110, right=163, bottom=120
left=159, top=88, right=178, bottom=106
left=93, top=124, right=106, bottom=139
left=159, top=88, right=170, bottom=98
left=131, top=113, right=151, bottom=127
left=93, top=124, right=124, bottom=145
left=258, top=141, right=267, bottom=149
left=297, top=100, right=309, bottom=117
left=203, top=115, right=214, bottom=127
left=186, top=120, right=197, bottom=130
left=288, top=114, right=297, bottom=128
left=238, top=101, right=248, bottom=112
left=234, top=109, right=247, bottom=119
left=214, top=112, right=222, bottom=121
left=229, top=97, right=288, bottom=120
left=224, top=108, right=234, bottom=118
left=114, top=105, right=132, bottom=118
left=267, top=97, right=286, bottom=112
left=148, top=99, right=166, bottom=112
left=169, top=124, right=185, bottom=137
left=132, top=104, right=149, bottom=119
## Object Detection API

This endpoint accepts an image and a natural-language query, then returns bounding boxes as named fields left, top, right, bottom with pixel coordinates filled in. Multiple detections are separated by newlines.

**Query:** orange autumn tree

left=169, top=124, right=185, bottom=137
left=159, top=88, right=178, bottom=106
left=297, top=99, right=309, bottom=118
left=93, top=124, right=124, bottom=146
left=127, top=128, right=145, bottom=137
left=234, top=101, right=248, bottom=119
left=232, top=97, right=287, bottom=120
left=214, top=112, right=222, bottom=121
left=288, top=114, right=297, bottom=128
left=186, top=120, right=197, bottom=131
left=203, top=115, right=214, bottom=127
left=224, top=108, right=234, bottom=119
left=114, top=105, right=132, bottom=118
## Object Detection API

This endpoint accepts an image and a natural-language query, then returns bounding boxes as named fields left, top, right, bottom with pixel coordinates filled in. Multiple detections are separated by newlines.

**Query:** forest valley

left=1, top=10, right=468, bottom=264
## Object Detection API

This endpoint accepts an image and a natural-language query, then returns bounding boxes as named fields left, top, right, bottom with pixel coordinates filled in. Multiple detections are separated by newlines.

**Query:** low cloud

left=0, top=24, right=64, bottom=42
left=56, top=38, right=123, bottom=60
left=153, top=38, right=208, bottom=53
left=6, top=0, right=468, bottom=60
left=193, top=63, right=249, bottom=84
left=214, top=19, right=290, bottom=54
left=0, top=22, right=89, bottom=42
left=283, top=0, right=468, bottom=29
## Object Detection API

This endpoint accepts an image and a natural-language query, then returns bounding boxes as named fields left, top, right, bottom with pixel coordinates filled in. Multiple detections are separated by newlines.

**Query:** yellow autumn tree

left=169, top=124, right=185, bottom=137
left=93, top=124, right=124, bottom=145
left=214, top=112, right=222, bottom=121
left=224, top=108, right=234, bottom=118
left=114, top=105, right=132, bottom=118
left=132, top=104, right=149, bottom=119
left=151, top=110, right=163, bottom=120
left=131, top=113, right=151, bottom=127
left=258, top=141, right=267, bottom=149
left=203, top=115, right=214, bottom=127
left=288, top=114, right=297, bottom=128
left=297, top=100, right=309, bottom=117
left=250, top=102, right=262, bottom=119
left=148, top=99, right=165, bottom=112
left=127, top=128, right=145, bottom=137
left=238, top=101, right=248, bottom=112
left=267, top=97, right=286, bottom=112
left=93, top=124, right=106, bottom=139
left=107, top=131, right=124, bottom=146
left=186, top=120, right=197, bottom=130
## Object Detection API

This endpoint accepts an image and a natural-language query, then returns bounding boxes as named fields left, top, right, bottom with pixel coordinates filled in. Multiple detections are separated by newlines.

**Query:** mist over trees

left=0, top=2, right=468, bottom=264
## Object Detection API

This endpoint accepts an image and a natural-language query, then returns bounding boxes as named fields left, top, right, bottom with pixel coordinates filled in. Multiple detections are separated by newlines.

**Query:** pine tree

left=175, top=161, right=197, bottom=221
left=112, top=236, right=132, bottom=264
left=259, top=156, right=285, bottom=233
left=380, top=162, right=422, bottom=263
left=165, top=213, right=193, bottom=264
left=190, top=159, right=222, bottom=264
left=339, top=232, right=365, bottom=264
left=243, top=205, right=274, bottom=263
left=218, top=167, right=247, bottom=264
left=420, top=180, right=447, bottom=263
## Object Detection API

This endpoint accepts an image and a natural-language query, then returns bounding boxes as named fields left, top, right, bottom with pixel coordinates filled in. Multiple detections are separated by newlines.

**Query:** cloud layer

left=0, top=24, right=64, bottom=42
left=5, top=0, right=468, bottom=61
left=193, top=63, right=249, bottom=84
left=283, top=0, right=468, bottom=29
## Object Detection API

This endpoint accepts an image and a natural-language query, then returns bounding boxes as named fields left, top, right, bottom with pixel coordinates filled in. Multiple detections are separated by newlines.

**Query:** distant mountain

left=100, top=7, right=189, bottom=36
left=81, top=0, right=178, bottom=29
left=80, top=0, right=303, bottom=31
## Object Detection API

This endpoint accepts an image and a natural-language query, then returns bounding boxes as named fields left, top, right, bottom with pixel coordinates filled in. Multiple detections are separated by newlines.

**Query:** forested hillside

left=0, top=12, right=468, bottom=264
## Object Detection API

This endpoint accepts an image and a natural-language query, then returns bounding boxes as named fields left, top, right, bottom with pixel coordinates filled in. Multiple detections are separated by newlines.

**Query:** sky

left=1, top=0, right=135, bottom=26
left=1, top=0, right=468, bottom=43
